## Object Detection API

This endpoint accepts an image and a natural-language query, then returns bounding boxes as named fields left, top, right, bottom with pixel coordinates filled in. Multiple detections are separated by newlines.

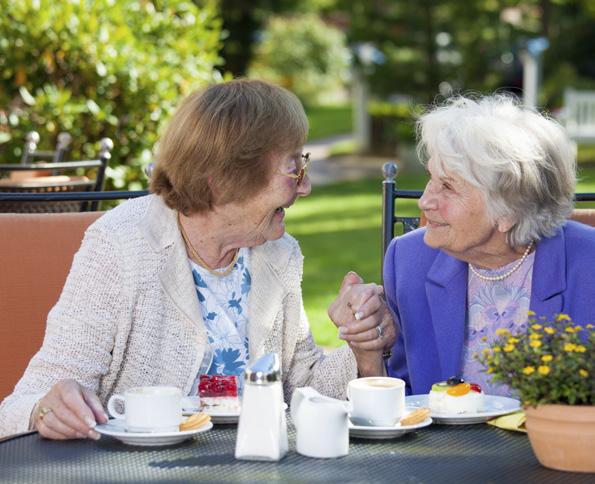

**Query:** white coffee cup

left=107, top=386, right=182, bottom=433
left=347, top=377, right=405, bottom=427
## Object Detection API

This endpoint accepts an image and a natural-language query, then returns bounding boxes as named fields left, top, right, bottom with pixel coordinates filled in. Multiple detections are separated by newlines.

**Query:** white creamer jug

left=235, top=353, right=288, bottom=461
left=290, top=387, right=350, bottom=458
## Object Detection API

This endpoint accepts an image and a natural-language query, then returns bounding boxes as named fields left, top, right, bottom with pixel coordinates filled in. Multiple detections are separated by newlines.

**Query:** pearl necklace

left=468, top=241, right=534, bottom=282
left=177, top=213, right=239, bottom=278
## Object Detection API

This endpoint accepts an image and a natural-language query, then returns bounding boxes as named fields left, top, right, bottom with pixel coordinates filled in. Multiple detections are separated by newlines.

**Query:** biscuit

left=179, top=412, right=211, bottom=431
left=399, top=407, right=430, bottom=426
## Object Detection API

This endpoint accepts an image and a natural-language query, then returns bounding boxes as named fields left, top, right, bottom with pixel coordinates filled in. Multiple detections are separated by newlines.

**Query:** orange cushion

left=570, top=209, right=595, bottom=227
left=0, top=212, right=102, bottom=401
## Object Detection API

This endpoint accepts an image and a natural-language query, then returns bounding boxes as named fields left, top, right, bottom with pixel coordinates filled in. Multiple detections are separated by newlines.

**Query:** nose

left=418, top=182, right=437, bottom=212
left=297, top=175, right=312, bottom=197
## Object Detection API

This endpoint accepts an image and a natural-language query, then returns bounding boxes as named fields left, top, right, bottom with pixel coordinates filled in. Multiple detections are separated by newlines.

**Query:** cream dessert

left=429, top=377, right=483, bottom=414
left=199, top=375, right=241, bottom=413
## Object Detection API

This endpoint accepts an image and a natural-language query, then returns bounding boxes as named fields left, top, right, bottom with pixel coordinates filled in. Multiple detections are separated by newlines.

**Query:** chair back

left=0, top=138, right=113, bottom=213
left=0, top=211, right=103, bottom=402
left=20, top=131, right=72, bottom=164
left=381, top=162, right=595, bottom=277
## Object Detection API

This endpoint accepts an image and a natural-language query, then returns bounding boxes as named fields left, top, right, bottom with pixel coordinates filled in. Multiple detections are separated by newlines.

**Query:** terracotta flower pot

left=525, top=404, right=595, bottom=473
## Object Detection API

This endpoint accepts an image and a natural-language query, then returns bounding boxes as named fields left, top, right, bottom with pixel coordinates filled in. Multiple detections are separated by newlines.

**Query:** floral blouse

left=187, top=248, right=251, bottom=395
left=461, top=252, right=536, bottom=396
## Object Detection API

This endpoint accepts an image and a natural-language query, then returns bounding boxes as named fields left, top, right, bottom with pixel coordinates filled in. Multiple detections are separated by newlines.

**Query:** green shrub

left=248, top=14, right=350, bottom=106
left=0, top=0, right=222, bottom=190
left=367, top=101, right=420, bottom=155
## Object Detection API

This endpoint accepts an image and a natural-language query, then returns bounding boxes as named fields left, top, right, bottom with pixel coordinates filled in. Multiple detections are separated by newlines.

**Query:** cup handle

left=107, top=394, right=125, bottom=419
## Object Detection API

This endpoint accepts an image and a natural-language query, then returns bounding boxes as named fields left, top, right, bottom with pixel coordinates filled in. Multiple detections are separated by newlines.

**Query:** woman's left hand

left=328, top=272, right=396, bottom=376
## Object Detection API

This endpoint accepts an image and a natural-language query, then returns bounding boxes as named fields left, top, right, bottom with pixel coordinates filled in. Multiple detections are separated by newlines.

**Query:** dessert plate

left=406, top=394, right=521, bottom=425
left=95, top=419, right=212, bottom=446
left=349, top=412, right=432, bottom=440
left=182, top=396, right=240, bottom=424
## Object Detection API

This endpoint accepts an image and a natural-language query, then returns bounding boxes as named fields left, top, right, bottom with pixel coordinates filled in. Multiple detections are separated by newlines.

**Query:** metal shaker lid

left=244, top=353, right=281, bottom=385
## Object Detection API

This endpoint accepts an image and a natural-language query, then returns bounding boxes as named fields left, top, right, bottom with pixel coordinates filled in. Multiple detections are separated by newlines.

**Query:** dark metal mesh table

left=0, top=423, right=591, bottom=483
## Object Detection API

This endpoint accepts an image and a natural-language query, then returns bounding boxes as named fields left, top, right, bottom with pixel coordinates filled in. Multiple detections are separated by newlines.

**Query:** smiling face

left=419, top=160, right=505, bottom=263
left=224, top=149, right=311, bottom=247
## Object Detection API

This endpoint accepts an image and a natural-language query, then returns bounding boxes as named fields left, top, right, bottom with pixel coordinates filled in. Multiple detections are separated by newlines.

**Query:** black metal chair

left=381, top=161, right=595, bottom=275
left=20, top=131, right=72, bottom=164
left=0, top=138, right=114, bottom=213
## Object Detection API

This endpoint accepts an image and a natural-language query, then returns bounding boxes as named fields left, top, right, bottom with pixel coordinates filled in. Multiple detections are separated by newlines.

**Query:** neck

left=178, top=211, right=240, bottom=269
left=466, top=243, right=532, bottom=270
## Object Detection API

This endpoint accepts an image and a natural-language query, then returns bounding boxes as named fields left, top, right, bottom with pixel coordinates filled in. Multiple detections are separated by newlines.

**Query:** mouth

left=426, top=218, right=448, bottom=228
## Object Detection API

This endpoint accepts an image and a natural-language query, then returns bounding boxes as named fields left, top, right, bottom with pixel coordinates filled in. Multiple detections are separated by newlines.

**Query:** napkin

left=487, top=410, right=526, bottom=433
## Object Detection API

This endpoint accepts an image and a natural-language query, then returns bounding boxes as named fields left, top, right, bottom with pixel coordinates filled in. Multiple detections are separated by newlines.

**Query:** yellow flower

left=482, top=348, right=490, bottom=354
left=575, top=345, right=587, bottom=353
left=487, top=368, right=493, bottom=374
left=538, top=365, right=550, bottom=375
left=531, top=324, right=542, bottom=330
left=564, top=343, right=576, bottom=352
left=586, top=324, right=594, bottom=329
left=527, top=310, right=536, bottom=316
left=541, top=354, right=553, bottom=362
left=529, top=333, right=541, bottom=340
left=508, top=337, right=520, bottom=344
left=493, top=346, right=501, bottom=353
left=503, top=344, right=515, bottom=352
left=574, top=325, right=583, bottom=331
left=529, top=340, right=542, bottom=348
left=565, top=327, right=575, bottom=333
left=556, top=314, right=571, bottom=322
left=544, top=327, right=556, bottom=334
left=495, top=328, right=510, bottom=336
left=523, top=366, right=535, bottom=375
left=481, top=336, right=487, bottom=342
left=579, top=369, right=588, bottom=378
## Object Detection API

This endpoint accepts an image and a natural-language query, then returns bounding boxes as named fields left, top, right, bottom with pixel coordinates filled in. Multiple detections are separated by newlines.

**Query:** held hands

left=328, top=271, right=396, bottom=376
left=33, top=379, right=108, bottom=440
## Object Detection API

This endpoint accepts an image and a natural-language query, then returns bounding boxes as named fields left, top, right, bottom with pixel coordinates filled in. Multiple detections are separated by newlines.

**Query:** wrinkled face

left=230, top=149, right=311, bottom=246
left=418, top=160, right=500, bottom=262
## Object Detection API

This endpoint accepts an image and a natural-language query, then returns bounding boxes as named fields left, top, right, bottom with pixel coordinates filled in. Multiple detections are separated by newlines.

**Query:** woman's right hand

left=33, top=379, right=108, bottom=440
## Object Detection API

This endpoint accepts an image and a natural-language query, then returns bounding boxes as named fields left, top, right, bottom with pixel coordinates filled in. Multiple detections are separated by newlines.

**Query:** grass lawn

left=287, top=166, right=595, bottom=348
left=306, top=105, right=353, bottom=141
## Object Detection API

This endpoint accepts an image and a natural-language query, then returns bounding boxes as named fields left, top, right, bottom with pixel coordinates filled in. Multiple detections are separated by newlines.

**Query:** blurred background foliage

left=0, top=0, right=222, bottom=189
left=1, top=0, right=595, bottom=183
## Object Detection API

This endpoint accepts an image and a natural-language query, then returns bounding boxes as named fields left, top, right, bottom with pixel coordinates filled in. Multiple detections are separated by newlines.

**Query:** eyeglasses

left=277, top=152, right=311, bottom=184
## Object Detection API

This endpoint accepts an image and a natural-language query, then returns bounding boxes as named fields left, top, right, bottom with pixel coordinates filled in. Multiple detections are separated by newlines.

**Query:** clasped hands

left=328, top=271, right=396, bottom=377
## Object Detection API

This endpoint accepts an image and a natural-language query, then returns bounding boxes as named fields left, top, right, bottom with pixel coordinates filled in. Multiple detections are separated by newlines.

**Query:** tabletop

left=0, top=422, right=590, bottom=483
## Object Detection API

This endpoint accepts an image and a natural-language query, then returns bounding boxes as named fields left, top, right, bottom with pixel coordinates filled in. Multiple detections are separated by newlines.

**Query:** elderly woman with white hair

left=384, top=94, right=595, bottom=396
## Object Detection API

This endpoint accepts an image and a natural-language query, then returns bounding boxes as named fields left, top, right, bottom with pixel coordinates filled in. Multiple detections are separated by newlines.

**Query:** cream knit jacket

left=0, top=195, right=357, bottom=437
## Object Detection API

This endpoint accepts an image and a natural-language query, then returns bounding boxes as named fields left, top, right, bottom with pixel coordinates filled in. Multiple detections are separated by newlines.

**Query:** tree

left=0, top=0, right=223, bottom=189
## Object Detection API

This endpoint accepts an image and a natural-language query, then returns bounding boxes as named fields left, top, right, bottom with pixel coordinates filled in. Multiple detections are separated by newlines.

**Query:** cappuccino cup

left=107, top=386, right=182, bottom=433
left=347, top=377, right=405, bottom=427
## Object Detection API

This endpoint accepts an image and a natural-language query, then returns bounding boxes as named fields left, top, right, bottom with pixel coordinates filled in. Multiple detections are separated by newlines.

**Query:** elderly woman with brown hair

left=384, top=94, right=595, bottom=396
left=0, top=79, right=394, bottom=440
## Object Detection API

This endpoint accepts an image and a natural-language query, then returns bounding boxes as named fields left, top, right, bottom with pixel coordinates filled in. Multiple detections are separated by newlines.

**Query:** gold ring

left=38, top=406, right=52, bottom=420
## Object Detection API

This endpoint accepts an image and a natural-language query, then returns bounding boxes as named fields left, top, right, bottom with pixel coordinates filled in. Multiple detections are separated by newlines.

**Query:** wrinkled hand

left=328, top=272, right=396, bottom=376
left=33, top=379, right=108, bottom=440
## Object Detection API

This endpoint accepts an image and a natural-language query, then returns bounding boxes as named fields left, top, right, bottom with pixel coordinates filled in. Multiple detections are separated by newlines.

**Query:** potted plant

left=478, top=313, right=594, bottom=473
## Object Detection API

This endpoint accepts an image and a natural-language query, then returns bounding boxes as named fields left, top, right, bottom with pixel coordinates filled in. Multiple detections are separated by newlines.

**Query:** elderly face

left=418, top=160, right=501, bottom=263
left=228, top=149, right=311, bottom=246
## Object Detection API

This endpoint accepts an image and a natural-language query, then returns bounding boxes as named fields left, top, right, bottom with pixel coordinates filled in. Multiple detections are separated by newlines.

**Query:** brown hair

left=150, top=79, right=308, bottom=214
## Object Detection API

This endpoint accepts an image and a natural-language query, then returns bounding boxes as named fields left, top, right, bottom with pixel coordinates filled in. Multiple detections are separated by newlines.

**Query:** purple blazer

left=383, top=221, right=595, bottom=395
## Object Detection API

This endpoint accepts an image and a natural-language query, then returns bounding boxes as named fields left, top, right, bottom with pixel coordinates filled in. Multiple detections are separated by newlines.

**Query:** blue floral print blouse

left=187, top=248, right=251, bottom=395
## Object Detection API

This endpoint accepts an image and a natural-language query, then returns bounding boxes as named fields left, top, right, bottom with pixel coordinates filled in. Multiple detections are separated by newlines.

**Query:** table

left=1, top=423, right=590, bottom=483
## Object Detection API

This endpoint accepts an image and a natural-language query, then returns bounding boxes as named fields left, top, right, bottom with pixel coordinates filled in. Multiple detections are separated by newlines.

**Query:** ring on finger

left=375, top=324, right=383, bottom=339
left=38, top=406, right=52, bottom=420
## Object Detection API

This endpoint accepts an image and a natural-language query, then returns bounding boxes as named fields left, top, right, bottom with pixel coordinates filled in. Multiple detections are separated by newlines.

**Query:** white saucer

left=95, top=419, right=213, bottom=446
left=405, top=394, right=521, bottom=425
left=349, top=415, right=432, bottom=440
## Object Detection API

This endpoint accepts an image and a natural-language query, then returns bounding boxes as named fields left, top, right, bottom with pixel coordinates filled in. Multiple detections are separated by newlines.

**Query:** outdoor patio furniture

left=562, top=88, right=595, bottom=146
left=19, top=131, right=72, bottom=165
left=381, top=162, right=595, bottom=274
left=0, top=191, right=147, bottom=402
left=1, top=419, right=591, bottom=483
left=0, top=138, right=113, bottom=213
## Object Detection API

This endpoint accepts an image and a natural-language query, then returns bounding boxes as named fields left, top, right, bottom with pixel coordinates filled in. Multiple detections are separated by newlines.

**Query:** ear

left=496, top=216, right=516, bottom=233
